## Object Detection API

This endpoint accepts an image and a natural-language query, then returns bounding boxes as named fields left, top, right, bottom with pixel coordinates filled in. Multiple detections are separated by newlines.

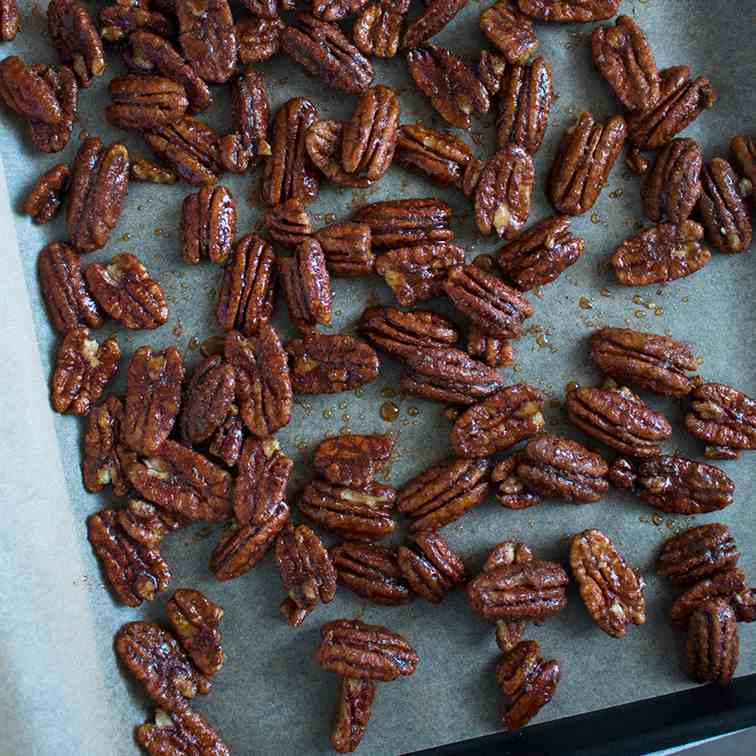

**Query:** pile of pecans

left=2, top=0, right=755, bottom=753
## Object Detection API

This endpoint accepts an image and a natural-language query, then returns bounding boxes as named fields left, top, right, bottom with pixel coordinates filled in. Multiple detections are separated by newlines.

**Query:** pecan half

left=22, top=164, right=69, bottom=224
left=491, top=456, right=539, bottom=509
left=402, top=0, right=467, bottom=49
left=86, top=253, right=169, bottom=330
left=686, top=600, right=739, bottom=686
left=516, top=0, right=619, bottom=22
left=314, top=433, right=393, bottom=488
left=264, top=199, right=312, bottom=248
left=315, top=222, right=374, bottom=276
left=359, top=305, right=458, bottom=358
left=353, top=198, right=453, bottom=248
left=179, top=355, right=235, bottom=445
left=305, top=120, right=373, bottom=188
left=480, top=1, right=537, bottom=65
left=166, top=589, right=224, bottom=677
left=176, top=0, right=236, bottom=84
left=314, top=1, right=370, bottom=23
left=99, top=3, right=176, bottom=43
left=331, top=542, right=411, bottom=605
left=209, top=415, right=244, bottom=468
left=353, top=0, right=409, bottom=59
left=237, top=14, right=284, bottom=64
left=643, top=138, right=703, bottom=224
left=0, top=0, right=18, bottom=41
left=657, top=524, right=739, bottom=585
left=278, top=238, right=333, bottom=329
left=697, top=158, right=752, bottom=253
left=397, top=532, right=465, bottom=604
left=106, top=74, right=188, bottom=132
left=730, top=135, right=756, bottom=202
left=180, top=185, right=236, bottom=265
left=48, top=0, right=105, bottom=87
left=331, top=677, right=377, bottom=754
left=118, top=498, right=184, bottom=550
left=234, top=437, right=292, bottom=524
left=670, top=569, right=747, bottom=627
left=137, top=708, right=230, bottom=756
left=82, top=396, right=133, bottom=495
left=241, top=0, right=293, bottom=17
left=130, top=159, right=178, bottom=185
left=466, top=327, right=515, bottom=369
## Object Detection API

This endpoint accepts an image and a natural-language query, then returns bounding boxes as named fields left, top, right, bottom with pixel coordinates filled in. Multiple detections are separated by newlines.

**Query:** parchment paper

left=1, top=1, right=754, bottom=754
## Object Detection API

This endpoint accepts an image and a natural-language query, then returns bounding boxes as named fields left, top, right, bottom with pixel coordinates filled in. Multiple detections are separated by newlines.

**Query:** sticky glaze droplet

left=407, top=406, right=419, bottom=417
left=121, top=233, right=130, bottom=242
left=188, top=336, right=200, bottom=351
left=380, top=401, right=399, bottom=422
left=579, top=297, right=592, bottom=310
left=654, top=306, right=664, bottom=316
left=565, top=381, right=579, bottom=394
left=600, top=287, right=611, bottom=297
left=634, top=310, right=646, bottom=319
left=652, top=513, right=663, bottom=526
left=323, top=408, right=334, bottom=419
left=590, top=212, right=601, bottom=224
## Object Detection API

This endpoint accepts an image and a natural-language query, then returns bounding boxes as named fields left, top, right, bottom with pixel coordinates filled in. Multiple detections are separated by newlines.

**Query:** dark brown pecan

left=180, top=185, right=236, bottom=265
left=670, top=569, right=747, bottom=627
left=685, top=383, right=756, bottom=460
left=106, top=74, right=188, bottom=132
left=305, top=120, right=374, bottom=189
left=548, top=111, right=626, bottom=216
left=407, top=45, right=489, bottom=129
left=179, top=356, right=235, bottom=445
left=643, top=138, right=702, bottom=223
left=86, top=253, right=168, bottom=330
left=314, top=434, right=393, bottom=488
left=281, top=12, right=373, bottom=94
left=376, top=241, right=465, bottom=306
left=331, top=677, right=376, bottom=754
left=264, top=199, right=312, bottom=248
left=126, top=31, right=211, bottom=114
left=491, top=456, right=539, bottom=509
left=397, top=532, right=465, bottom=604
left=686, top=600, right=739, bottom=686
left=730, top=135, right=756, bottom=202
left=698, top=158, right=753, bottom=253
left=88, top=508, right=171, bottom=607
left=467, top=327, right=514, bottom=369
left=234, top=437, right=292, bottom=524
left=401, top=0, right=467, bottom=49
left=628, top=66, right=716, bottom=150
left=130, top=159, right=178, bottom=184
left=0, top=0, right=18, bottom=41
left=236, top=14, right=284, bottom=64
left=240, top=0, right=293, bottom=17
left=166, top=589, right=225, bottom=677
left=301, top=480, right=397, bottom=541
left=118, top=498, right=185, bottom=550
left=22, top=164, right=69, bottom=224
left=331, top=542, right=410, bottom=605
left=82, top=396, right=133, bottom=494
left=137, top=707, right=230, bottom=756
left=278, top=239, right=333, bottom=329
left=99, top=3, right=176, bottom=43
left=275, top=523, right=336, bottom=626
left=353, top=198, right=453, bottom=248
left=733, top=590, right=756, bottom=623
left=353, top=0, right=409, bottom=59
left=658, top=524, right=739, bottom=585
left=48, top=0, right=105, bottom=87
left=210, top=501, right=290, bottom=580
left=478, top=49, right=508, bottom=96
left=312, top=0, right=369, bottom=23
left=176, top=0, right=236, bottom=84
left=450, top=384, right=545, bottom=458
left=398, top=457, right=490, bottom=531
left=286, top=332, right=379, bottom=394
left=480, top=1, right=537, bottom=65
left=359, top=305, right=458, bottom=358
left=315, top=223, right=374, bottom=277
left=590, top=327, right=698, bottom=397
left=209, top=415, right=244, bottom=468
left=224, top=326, right=292, bottom=436
left=262, top=97, right=320, bottom=206
left=67, top=138, right=129, bottom=253
left=516, top=0, right=619, bottom=22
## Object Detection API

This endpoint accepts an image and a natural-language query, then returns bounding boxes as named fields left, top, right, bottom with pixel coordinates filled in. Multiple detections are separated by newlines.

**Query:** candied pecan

left=314, top=434, right=393, bottom=488
left=315, top=222, right=374, bottom=276
left=467, top=327, right=514, bottom=369
left=698, top=158, right=753, bottom=253
left=176, top=0, right=236, bottom=84
left=480, top=1, right=537, bottom=65
left=484, top=540, right=534, bottom=572
left=278, top=239, right=333, bottom=329
left=118, top=498, right=184, bottom=550
left=686, top=600, right=739, bottom=686
left=210, top=501, right=290, bottom=580
left=478, top=49, right=508, bottom=96
left=353, top=0, right=409, bottom=59
left=730, top=135, right=756, bottom=202
left=286, top=332, right=379, bottom=394
left=264, top=199, right=312, bottom=248
left=137, top=707, right=230, bottom=756
left=491, top=456, right=539, bottom=509
left=316, top=619, right=419, bottom=681
left=516, top=0, right=619, bottom=22
left=237, top=14, right=284, bottom=64
left=0, top=0, right=18, bottom=41
left=376, top=241, right=465, bottom=306
left=86, top=253, right=168, bottom=330
left=241, top=0, right=293, bottom=17
left=590, top=327, right=698, bottom=396
left=359, top=305, right=458, bottom=358
left=397, top=532, right=465, bottom=604
left=305, top=120, right=375, bottom=188
left=407, top=45, right=489, bottom=129
left=67, top=138, right=129, bottom=253
left=450, top=384, right=545, bottom=458
left=733, top=590, right=756, bottom=623
left=48, top=0, right=105, bottom=87
left=313, top=0, right=369, bottom=22
left=209, top=415, right=244, bottom=467
left=353, top=198, right=453, bottom=248
left=262, top=97, right=320, bottom=206
left=628, top=66, right=716, bottom=150
left=548, top=111, right=626, bottom=216
left=281, top=12, right=373, bottom=94
left=643, top=138, right=702, bottom=224
left=131, top=159, right=178, bottom=184
left=234, top=437, right=292, bottom=524
left=99, top=3, right=176, bottom=43
left=179, top=356, right=235, bottom=445
left=180, top=185, right=236, bottom=265
left=83, top=396, right=133, bottom=494
left=331, top=542, right=410, bottom=605
left=670, top=569, right=747, bottom=627
left=658, top=524, right=739, bottom=585
left=402, top=0, right=467, bottom=49
left=22, top=164, right=69, bottom=224
left=331, top=677, right=377, bottom=754
left=106, top=74, right=188, bottom=132
left=166, top=589, right=225, bottom=677
left=398, top=457, right=490, bottom=532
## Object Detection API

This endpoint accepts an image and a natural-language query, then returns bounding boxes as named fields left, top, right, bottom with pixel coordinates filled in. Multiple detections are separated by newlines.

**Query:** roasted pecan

left=179, top=355, right=235, bottom=445
left=286, top=332, right=380, bottom=394
left=234, top=437, right=292, bottom=524
left=398, top=457, right=490, bottom=531
left=698, top=158, right=753, bottom=253
left=516, top=0, right=619, bottom=22
left=402, top=0, right=467, bottom=49
left=240, top=0, right=293, bottom=17
left=278, top=239, right=333, bottom=329
left=730, top=135, right=756, bottom=202
left=67, top=138, right=129, bottom=253
left=331, top=542, right=411, bottom=605
left=397, top=532, right=465, bottom=604
left=106, top=74, right=188, bottom=132
left=180, top=185, right=236, bottom=265
left=316, top=619, right=419, bottom=681
left=480, top=2, right=537, bottom=65
left=314, top=433, right=393, bottom=488
left=48, top=0, right=105, bottom=87
left=312, top=0, right=369, bottom=23
left=686, top=600, right=739, bottom=686
left=86, top=253, right=168, bottom=330
left=137, top=707, right=230, bottom=756
left=176, top=0, right=236, bottom=84
left=305, top=120, right=375, bottom=189
left=130, top=159, right=178, bottom=184
left=281, top=12, right=373, bottom=94
left=331, top=677, right=376, bottom=754
left=548, top=111, right=626, bottom=216
left=264, top=199, right=312, bottom=248
left=484, top=540, right=533, bottom=571
left=315, top=222, right=374, bottom=276
left=590, top=327, right=698, bottom=397
left=491, top=456, right=538, bottom=509
left=82, top=396, right=133, bottom=495
left=657, top=524, right=739, bottom=585
left=353, top=197, right=453, bottom=248
left=166, top=589, right=225, bottom=677
left=685, top=383, right=756, bottom=460
left=236, top=14, right=284, bottom=64
left=359, top=305, right=458, bottom=358
left=407, top=45, right=489, bottom=129
left=0, top=0, right=18, bottom=41
left=466, top=327, right=514, bottom=369
left=262, top=97, right=320, bottom=206
left=209, top=415, right=244, bottom=468
left=353, top=0, right=409, bottom=59
left=643, top=138, right=702, bottom=223
left=22, top=164, right=69, bottom=224
left=670, top=569, right=747, bottom=627
left=99, top=3, right=176, bottom=43
left=118, top=498, right=184, bottom=550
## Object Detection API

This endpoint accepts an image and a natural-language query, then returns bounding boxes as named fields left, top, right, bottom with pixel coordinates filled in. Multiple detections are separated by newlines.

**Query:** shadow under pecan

left=686, top=600, right=739, bottom=686
left=180, top=185, right=236, bottom=265
left=179, top=355, right=235, bottom=445
left=237, top=14, right=284, bottom=64
left=643, top=138, right=702, bottom=224
left=353, top=0, right=409, bottom=59
left=359, top=305, right=458, bottom=358
left=279, top=238, right=333, bottom=329
left=517, top=0, right=620, bottom=22
left=698, top=158, right=752, bottom=253
left=176, top=0, right=236, bottom=84
left=48, top=0, right=105, bottom=87
left=657, top=523, right=739, bottom=585
left=397, top=531, right=465, bottom=604
left=670, top=569, right=747, bottom=627
left=264, top=199, right=312, bottom=248
left=352, top=197, right=453, bottom=248
left=131, top=159, right=179, bottom=185
left=106, top=74, right=188, bottom=132
left=234, top=437, right=292, bottom=524
left=166, top=588, right=225, bottom=677
left=137, top=707, right=230, bottom=756
left=22, top=164, right=69, bottom=224
left=99, top=2, right=176, bottom=43
left=401, top=0, right=467, bottom=49
left=315, top=222, right=374, bottom=277
left=331, top=542, right=411, bottom=605
left=82, top=396, right=133, bottom=495
left=466, top=326, right=515, bottom=369
left=314, top=433, right=393, bottom=488
left=209, top=414, right=244, bottom=468
left=0, top=0, right=18, bottom=41
left=480, top=1, right=537, bottom=65
left=331, top=676, right=377, bottom=754
left=730, top=135, right=756, bottom=202
left=306, top=120, right=375, bottom=189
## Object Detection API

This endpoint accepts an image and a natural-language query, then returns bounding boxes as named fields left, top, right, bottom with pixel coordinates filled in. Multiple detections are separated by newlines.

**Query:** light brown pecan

left=730, top=135, right=756, bottom=202
left=99, top=3, right=176, bottom=43
left=407, top=44, right=489, bottom=129
left=22, top=164, right=69, bottom=224
left=82, top=396, right=133, bottom=495
left=316, top=619, right=419, bottom=681
left=353, top=197, right=453, bottom=248
left=234, top=437, right=292, bottom=524
left=698, top=158, right=752, bottom=253
left=67, top=137, right=129, bottom=253
left=264, top=199, right=312, bottom=248
left=398, top=457, right=490, bottom=532
left=548, top=111, right=626, bottom=216
left=359, top=305, right=458, bottom=358
left=686, top=600, right=739, bottom=686
left=590, top=327, right=698, bottom=397
left=670, top=569, right=747, bottom=627
left=331, top=677, right=377, bottom=754
left=106, top=74, right=188, bottom=132
left=315, top=222, right=374, bottom=277
left=237, top=14, right=284, bottom=64
left=643, top=138, right=702, bottom=223
left=397, top=532, right=465, bottom=604
left=118, top=498, right=185, bottom=550
left=137, top=707, right=230, bottom=756
left=130, top=159, right=178, bottom=185
left=209, top=414, right=244, bottom=468
left=516, top=0, right=619, bottom=22
left=166, top=589, right=225, bottom=677
left=331, top=542, right=411, bottom=605
left=48, top=0, right=105, bottom=87
left=466, top=327, right=514, bottom=369
left=314, top=433, right=393, bottom=488
left=281, top=12, right=373, bottom=94
left=402, top=0, right=467, bottom=49
left=180, top=185, right=236, bottom=265
left=312, top=0, right=369, bottom=23
left=657, top=524, right=739, bottom=585
left=278, top=238, right=333, bottom=329
left=480, top=2, right=537, bottom=65
left=176, top=0, right=236, bottom=84
left=86, top=253, right=168, bottom=330
left=0, top=0, right=19, bottom=41
left=179, top=356, right=235, bottom=445
left=352, top=0, right=409, bottom=59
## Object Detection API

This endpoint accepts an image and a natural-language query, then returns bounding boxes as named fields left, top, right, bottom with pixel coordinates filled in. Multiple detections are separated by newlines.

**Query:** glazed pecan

left=234, top=437, right=292, bottom=524
left=137, top=708, right=230, bottom=756
left=314, top=433, right=393, bottom=488
left=312, top=0, right=369, bottom=25
left=643, top=138, right=702, bottom=223
left=353, top=198, right=453, bottom=248
left=398, top=457, right=490, bottom=532
left=241, top=0, right=294, bottom=17
left=99, top=3, right=176, bottom=43
left=86, top=253, right=168, bottom=330
left=686, top=600, right=739, bottom=686
left=48, top=0, right=105, bottom=87
left=733, top=590, right=756, bottom=623
left=401, top=0, right=467, bottom=49
left=0, top=0, right=18, bottom=41
left=209, top=415, right=244, bottom=468
left=281, top=12, right=373, bottom=94
left=22, top=164, right=69, bottom=224
left=548, top=112, right=626, bottom=216
left=216, top=235, right=277, bottom=334
left=331, top=677, right=377, bottom=754
left=179, top=355, right=235, bottom=445
left=262, top=97, right=320, bottom=206
left=670, top=569, right=747, bottom=627
left=82, top=396, right=132, bottom=495
left=516, top=0, right=619, bottom=22
left=264, top=199, right=312, bottom=248
left=376, top=241, right=465, bottom=306
left=130, top=159, right=178, bottom=184
left=590, top=327, right=698, bottom=397
left=278, top=238, right=333, bottom=329
left=491, top=456, right=539, bottom=509
left=698, top=158, right=752, bottom=253
left=67, top=138, right=129, bottom=253
left=450, top=384, right=545, bottom=458
left=236, top=15, right=283, bottom=65
left=657, top=524, right=739, bottom=585
left=176, top=0, right=236, bottom=84
left=180, top=185, right=236, bottom=265
left=315, top=222, right=374, bottom=276
left=106, top=75, right=188, bottom=132
left=407, top=45, right=489, bottom=129
left=118, top=498, right=184, bottom=550
left=484, top=542, right=533, bottom=648
left=300, top=480, right=397, bottom=541
left=224, top=326, right=293, bottom=436
left=166, top=589, right=225, bottom=677
left=480, top=1, right=537, bottom=65
left=305, top=120, right=374, bottom=188
left=331, top=542, right=411, bottom=605
left=286, top=332, right=380, bottom=394
left=397, top=532, right=465, bottom=604
left=316, top=619, right=419, bottom=681
left=466, top=327, right=515, bottom=369
left=353, top=0, right=409, bottom=59
left=730, top=135, right=756, bottom=202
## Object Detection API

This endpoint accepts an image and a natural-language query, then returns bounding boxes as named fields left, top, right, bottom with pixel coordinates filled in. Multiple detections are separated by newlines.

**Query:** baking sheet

left=1, top=1, right=754, bottom=754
